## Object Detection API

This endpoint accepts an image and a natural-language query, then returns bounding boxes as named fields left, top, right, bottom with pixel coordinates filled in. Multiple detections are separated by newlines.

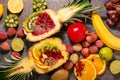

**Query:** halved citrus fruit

left=87, top=54, right=106, bottom=75
left=74, top=59, right=97, bottom=80
left=11, top=38, right=24, bottom=52
left=7, top=0, right=23, bottom=13
left=109, top=60, right=120, bottom=74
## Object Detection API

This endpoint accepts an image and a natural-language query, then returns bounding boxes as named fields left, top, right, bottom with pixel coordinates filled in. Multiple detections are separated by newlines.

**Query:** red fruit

left=0, top=32, right=7, bottom=40
left=90, top=32, right=98, bottom=42
left=89, top=45, right=98, bottom=53
left=7, top=28, right=16, bottom=37
left=11, top=51, right=20, bottom=57
left=17, top=28, right=25, bottom=37
left=65, top=43, right=73, bottom=53
left=95, top=40, right=104, bottom=48
left=0, top=41, right=10, bottom=51
left=63, top=61, right=74, bottom=70
left=82, top=40, right=90, bottom=48
left=67, top=22, right=86, bottom=42
left=81, top=48, right=90, bottom=58
left=86, top=36, right=94, bottom=43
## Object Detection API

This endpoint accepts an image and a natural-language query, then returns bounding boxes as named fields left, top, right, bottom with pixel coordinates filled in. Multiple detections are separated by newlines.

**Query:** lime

left=109, top=60, right=120, bottom=74
left=99, top=47, right=113, bottom=61
left=11, top=38, right=24, bottom=52
left=0, top=4, right=3, bottom=18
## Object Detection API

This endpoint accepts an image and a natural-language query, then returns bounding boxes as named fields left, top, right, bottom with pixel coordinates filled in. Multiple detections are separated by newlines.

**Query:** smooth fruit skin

left=99, top=47, right=113, bottom=61
left=92, top=12, right=120, bottom=50
left=67, top=22, right=86, bottom=42
left=0, top=4, right=3, bottom=18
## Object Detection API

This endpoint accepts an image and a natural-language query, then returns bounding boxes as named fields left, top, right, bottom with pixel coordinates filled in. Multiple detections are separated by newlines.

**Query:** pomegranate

left=23, top=0, right=101, bottom=42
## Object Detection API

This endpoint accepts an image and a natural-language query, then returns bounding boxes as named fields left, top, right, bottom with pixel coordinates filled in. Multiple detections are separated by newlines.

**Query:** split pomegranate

left=75, top=61, right=85, bottom=76
left=23, top=0, right=101, bottom=42
left=43, top=50, right=63, bottom=60
left=32, top=12, right=55, bottom=36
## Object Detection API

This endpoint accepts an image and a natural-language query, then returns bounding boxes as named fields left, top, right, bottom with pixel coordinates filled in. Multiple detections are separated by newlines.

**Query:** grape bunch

left=104, top=0, right=120, bottom=28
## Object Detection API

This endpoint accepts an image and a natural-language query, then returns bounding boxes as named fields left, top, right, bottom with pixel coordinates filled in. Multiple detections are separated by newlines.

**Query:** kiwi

left=23, top=11, right=42, bottom=32
left=51, top=69, right=69, bottom=80
left=5, top=14, right=19, bottom=27
left=33, top=0, right=47, bottom=12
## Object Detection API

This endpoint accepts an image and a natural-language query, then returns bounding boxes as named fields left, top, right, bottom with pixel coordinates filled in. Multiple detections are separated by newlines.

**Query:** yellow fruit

left=91, top=12, right=120, bottom=50
left=11, top=38, right=24, bottom=52
left=7, top=0, right=23, bottom=13
left=110, top=60, right=120, bottom=74
left=74, top=59, right=97, bottom=80
left=0, top=4, right=3, bottom=18
left=87, top=54, right=106, bottom=75
left=28, top=38, right=69, bottom=74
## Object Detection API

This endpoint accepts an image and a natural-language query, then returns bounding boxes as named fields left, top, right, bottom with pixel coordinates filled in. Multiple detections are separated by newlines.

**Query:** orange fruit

left=0, top=4, right=3, bottom=18
left=74, top=59, right=97, bottom=80
left=87, top=54, right=106, bottom=75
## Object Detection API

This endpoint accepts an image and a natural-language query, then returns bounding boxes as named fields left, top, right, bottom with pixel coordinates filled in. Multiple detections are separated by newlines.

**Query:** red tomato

left=67, top=22, right=86, bottom=42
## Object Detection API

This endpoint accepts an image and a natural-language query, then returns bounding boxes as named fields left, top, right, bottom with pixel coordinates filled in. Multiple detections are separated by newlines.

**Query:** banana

left=91, top=12, right=120, bottom=51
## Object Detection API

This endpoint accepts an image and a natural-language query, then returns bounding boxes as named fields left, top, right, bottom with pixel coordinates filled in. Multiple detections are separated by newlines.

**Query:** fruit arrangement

left=0, top=0, right=120, bottom=80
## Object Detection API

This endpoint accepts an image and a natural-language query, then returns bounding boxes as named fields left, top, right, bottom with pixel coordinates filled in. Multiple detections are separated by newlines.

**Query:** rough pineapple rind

left=28, top=38, right=69, bottom=74
left=23, top=9, right=61, bottom=42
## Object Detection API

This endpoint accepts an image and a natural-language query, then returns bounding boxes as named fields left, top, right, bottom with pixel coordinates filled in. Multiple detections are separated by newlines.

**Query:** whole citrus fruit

left=99, top=47, right=113, bottom=61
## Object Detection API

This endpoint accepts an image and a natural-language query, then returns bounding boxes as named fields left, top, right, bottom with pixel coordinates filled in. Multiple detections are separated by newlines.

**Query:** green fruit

left=32, top=0, right=47, bottom=12
left=23, top=11, right=41, bottom=32
left=5, top=14, right=19, bottom=27
left=109, top=60, right=120, bottom=74
left=99, top=47, right=113, bottom=61
left=11, top=38, right=24, bottom=52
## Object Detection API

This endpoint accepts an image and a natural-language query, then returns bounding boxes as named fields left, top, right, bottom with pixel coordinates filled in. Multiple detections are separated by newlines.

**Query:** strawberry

left=7, top=28, right=16, bottom=37
left=0, top=41, right=10, bottom=51
left=17, top=28, right=25, bottom=37
left=0, top=32, right=7, bottom=40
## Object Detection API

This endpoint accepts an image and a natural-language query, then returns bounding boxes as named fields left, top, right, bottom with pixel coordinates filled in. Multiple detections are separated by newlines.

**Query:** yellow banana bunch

left=92, top=12, right=120, bottom=51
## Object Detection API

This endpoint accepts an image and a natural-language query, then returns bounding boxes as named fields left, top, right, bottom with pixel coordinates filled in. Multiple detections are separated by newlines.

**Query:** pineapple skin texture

left=28, top=38, right=69, bottom=74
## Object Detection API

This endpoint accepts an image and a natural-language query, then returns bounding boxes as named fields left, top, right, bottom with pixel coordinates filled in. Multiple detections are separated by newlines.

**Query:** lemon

left=7, top=0, right=23, bottom=13
left=109, top=60, right=120, bottom=74
left=11, top=38, right=24, bottom=52
left=0, top=4, right=3, bottom=18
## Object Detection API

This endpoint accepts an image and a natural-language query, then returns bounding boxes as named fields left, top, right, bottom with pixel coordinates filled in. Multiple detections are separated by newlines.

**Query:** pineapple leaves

left=0, top=56, right=33, bottom=80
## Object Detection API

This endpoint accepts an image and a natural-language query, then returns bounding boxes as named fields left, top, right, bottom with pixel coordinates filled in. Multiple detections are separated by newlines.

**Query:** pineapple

left=0, top=38, right=69, bottom=80
left=23, top=0, right=102, bottom=42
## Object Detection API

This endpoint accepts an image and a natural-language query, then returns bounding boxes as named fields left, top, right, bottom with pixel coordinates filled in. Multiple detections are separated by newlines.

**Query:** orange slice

left=74, top=59, right=97, bottom=80
left=87, top=54, right=106, bottom=75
